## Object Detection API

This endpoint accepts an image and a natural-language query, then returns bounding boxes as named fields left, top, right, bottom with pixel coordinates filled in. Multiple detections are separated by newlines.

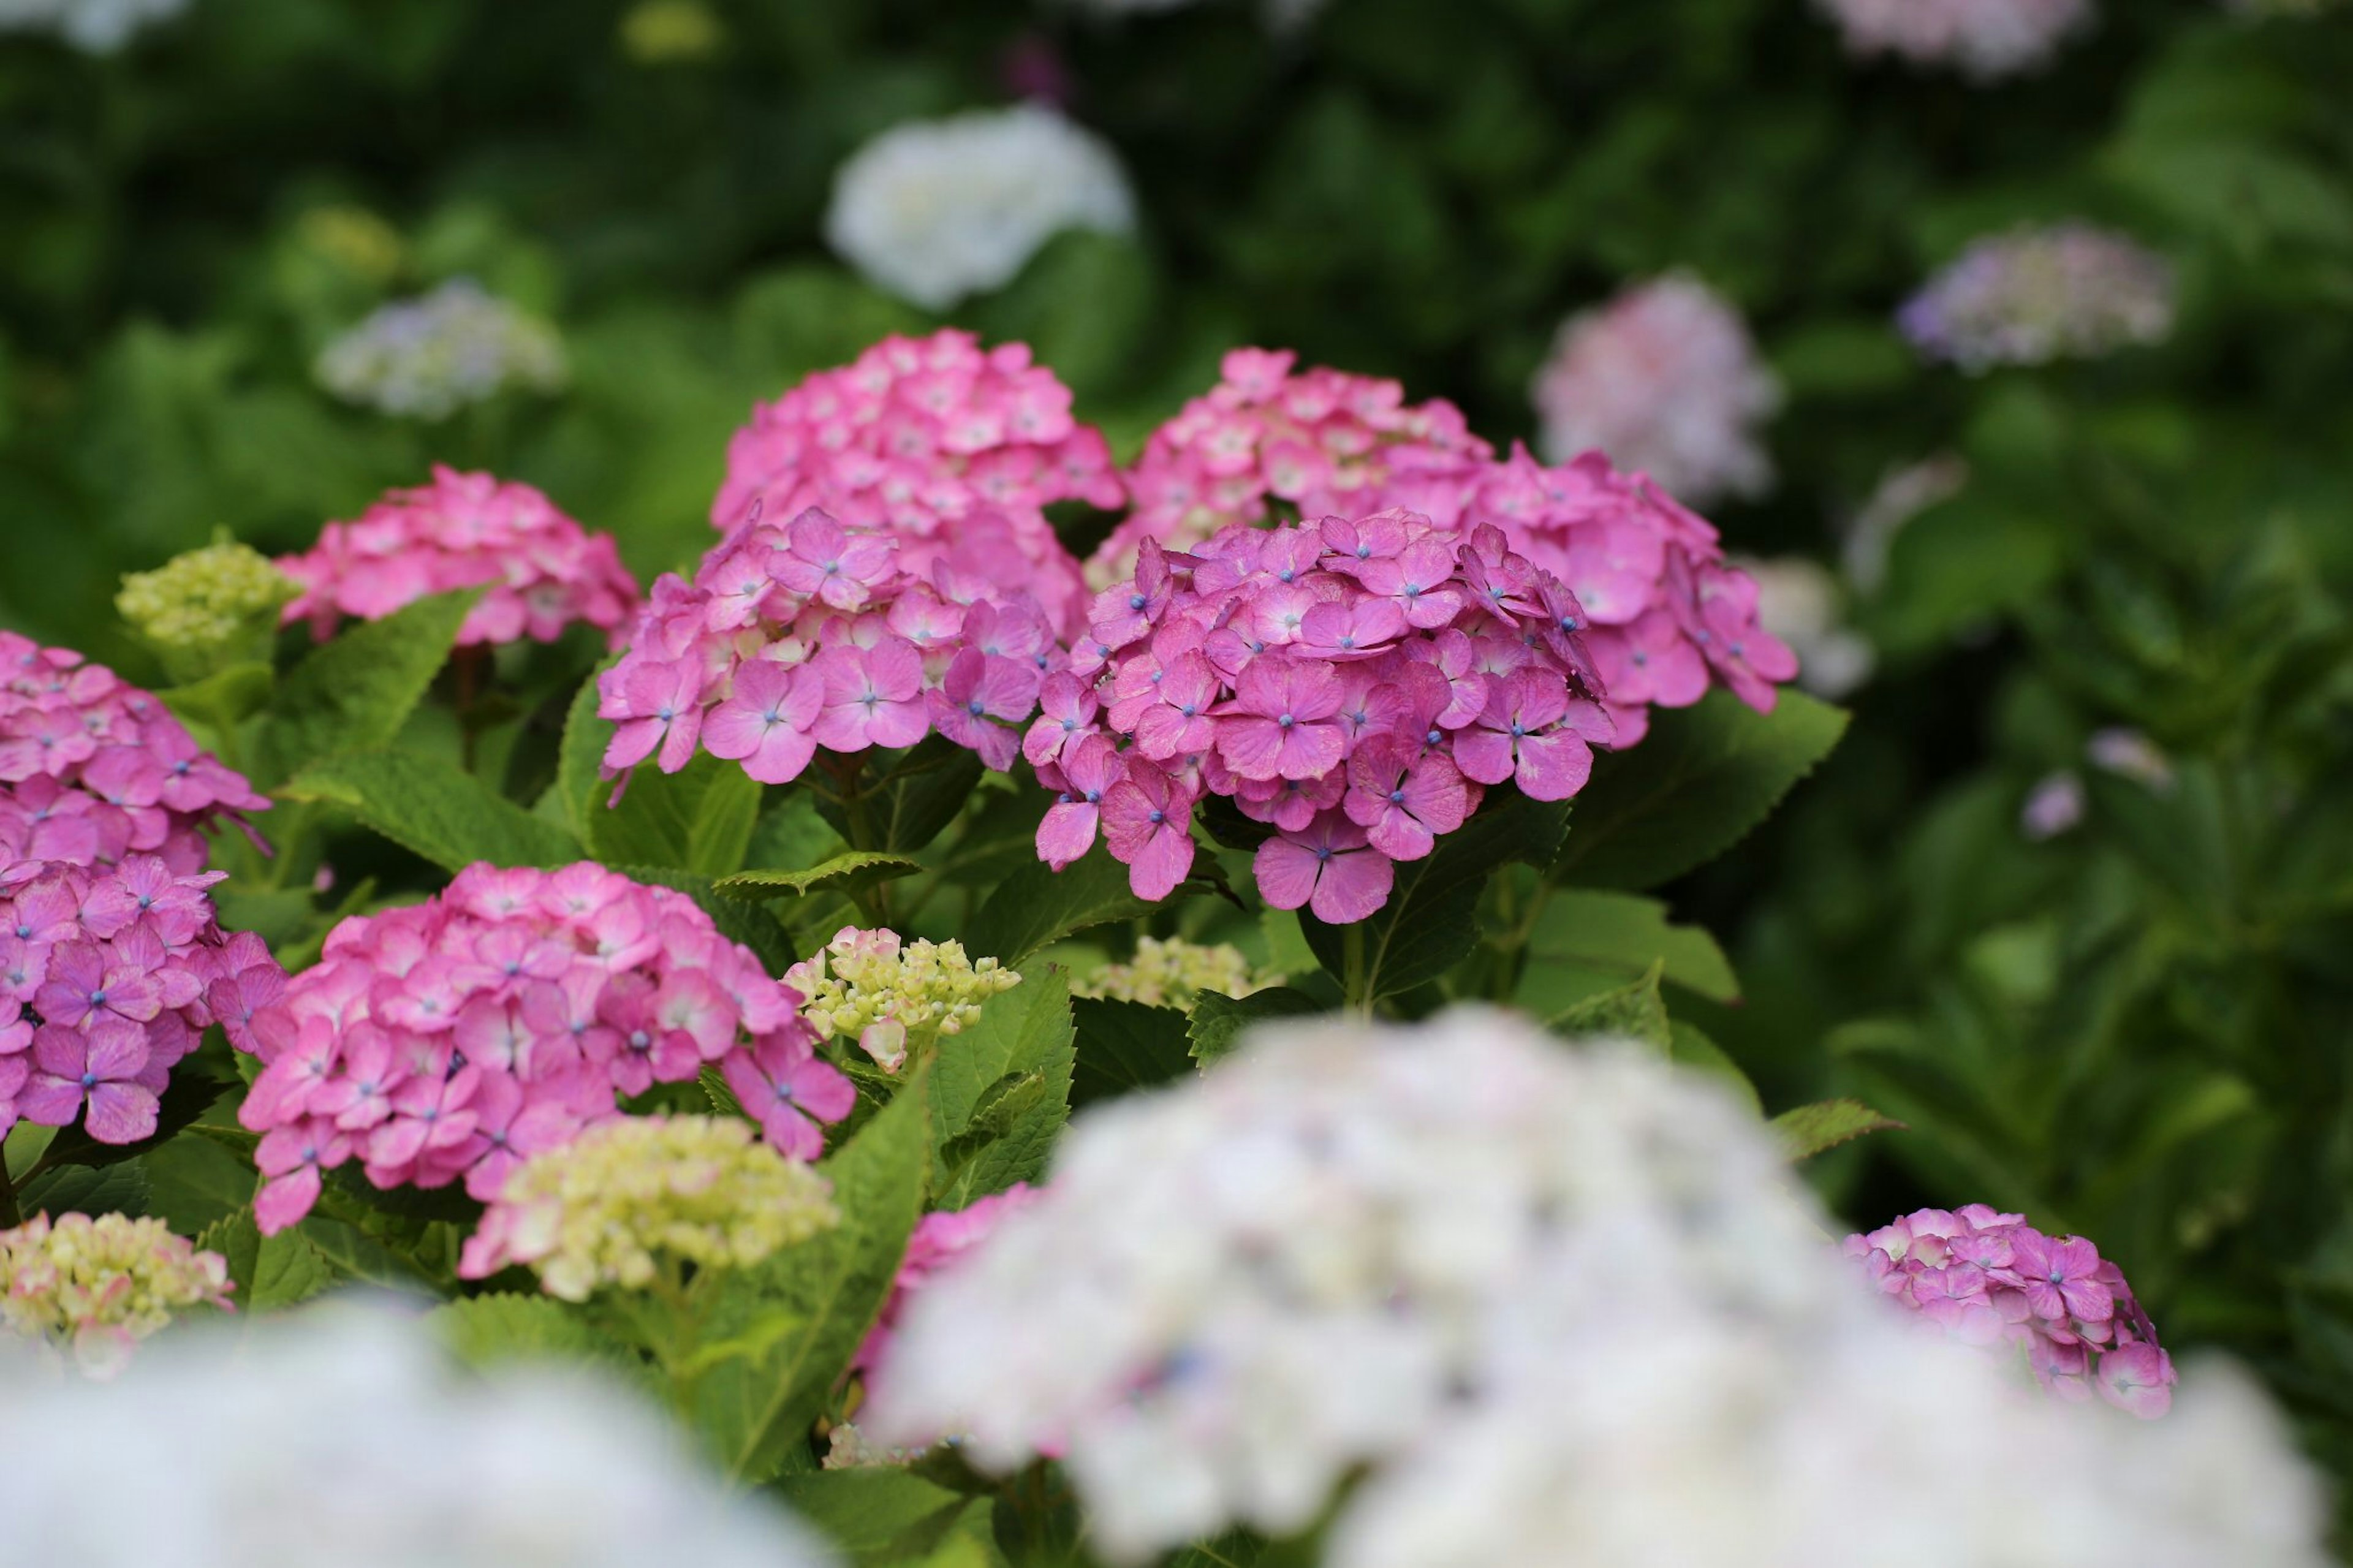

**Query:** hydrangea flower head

left=855, top=1183, right=1041, bottom=1380
left=115, top=539, right=300, bottom=682
left=787, top=926, right=1022, bottom=1074
left=233, top=862, right=852, bottom=1236
left=0, top=1211, right=232, bottom=1377
left=825, top=105, right=1135, bottom=311
left=0, top=634, right=270, bottom=872
left=1074, top=936, right=1280, bottom=1009
left=710, top=331, right=1118, bottom=637
left=1531, top=273, right=1781, bottom=507
left=459, top=1115, right=839, bottom=1300
left=0, top=0, right=188, bottom=51
left=602, top=503, right=1068, bottom=786
left=1089, top=347, right=1490, bottom=584
left=864, top=1008, right=2329, bottom=1567
left=279, top=466, right=640, bottom=649
left=1900, top=222, right=2176, bottom=371
left=1815, top=0, right=2093, bottom=78
left=1052, top=512, right=1613, bottom=920
left=314, top=278, right=567, bottom=420
left=1847, top=1205, right=2178, bottom=1417
left=0, top=855, right=284, bottom=1145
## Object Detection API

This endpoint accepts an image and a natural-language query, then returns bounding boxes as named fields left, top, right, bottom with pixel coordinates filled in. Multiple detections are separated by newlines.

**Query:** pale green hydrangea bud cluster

left=1074, top=936, right=1283, bottom=1010
left=0, top=1211, right=234, bottom=1377
left=458, top=1116, right=839, bottom=1303
left=115, top=539, right=300, bottom=682
left=788, top=926, right=1021, bottom=1074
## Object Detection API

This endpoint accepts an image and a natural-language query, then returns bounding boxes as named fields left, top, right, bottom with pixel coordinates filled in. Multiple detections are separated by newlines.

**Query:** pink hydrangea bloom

left=710, top=331, right=1118, bottom=637
left=1043, top=510, right=1607, bottom=923
left=0, top=856, right=284, bottom=1146
left=1846, top=1205, right=2177, bottom=1418
left=855, top=1183, right=1042, bottom=1378
left=598, top=505, right=1059, bottom=787
left=1089, top=347, right=1491, bottom=585
left=1530, top=273, right=1781, bottom=508
left=1814, top=0, right=2092, bottom=80
left=0, top=634, right=268, bottom=874
left=279, top=466, right=641, bottom=648
left=232, top=862, right=851, bottom=1236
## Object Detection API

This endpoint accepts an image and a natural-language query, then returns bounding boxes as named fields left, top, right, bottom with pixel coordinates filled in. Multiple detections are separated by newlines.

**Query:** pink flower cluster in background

left=1037, top=513, right=1610, bottom=924
left=279, top=466, right=641, bottom=648
left=1, top=855, right=284, bottom=1145
left=1847, top=1205, right=2177, bottom=1417
left=856, top=1182, right=1040, bottom=1379
left=234, top=862, right=852, bottom=1235
left=1529, top=273, right=1781, bottom=508
left=1, top=634, right=268, bottom=874
left=1351, top=445, right=1797, bottom=746
left=1088, top=347, right=1491, bottom=585
left=711, top=331, right=1120, bottom=637
left=1814, top=0, right=2093, bottom=80
left=601, top=505, right=1066, bottom=783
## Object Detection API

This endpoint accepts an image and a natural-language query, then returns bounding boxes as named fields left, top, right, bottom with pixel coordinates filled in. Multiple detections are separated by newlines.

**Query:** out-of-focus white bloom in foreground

left=0, top=0, right=185, bottom=51
left=1532, top=273, right=1781, bottom=507
left=315, top=279, right=568, bottom=420
left=0, top=1307, right=838, bottom=1568
left=864, top=1007, right=2328, bottom=1567
left=1737, top=555, right=1876, bottom=700
left=1814, top=0, right=2093, bottom=79
left=825, top=104, right=1135, bottom=311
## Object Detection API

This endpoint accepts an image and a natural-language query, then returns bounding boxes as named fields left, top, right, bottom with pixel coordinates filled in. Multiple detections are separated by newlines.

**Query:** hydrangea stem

left=1343, top=923, right=1373, bottom=1017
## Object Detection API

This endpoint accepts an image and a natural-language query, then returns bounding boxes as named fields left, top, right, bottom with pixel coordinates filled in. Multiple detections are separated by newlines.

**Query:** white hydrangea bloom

left=1532, top=272, right=1782, bottom=507
left=1735, top=555, right=1875, bottom=700
left=315, top=278, right=567, bottom=420
left=0, top=0, right=186, bottom=51
left=1814, top=0, right=2093, bottom=78
left=0, top=1307, right=838, bottom=1568
left=865, top=1008, right=2328, bottom=1567
left=824, top=104, right=1135, bottom=311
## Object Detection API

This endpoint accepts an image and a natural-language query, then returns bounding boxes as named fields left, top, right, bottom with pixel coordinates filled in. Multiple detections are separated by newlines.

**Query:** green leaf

left=283, top=748, right=583, bottom=873
left=432, top=1293, right=643, bottom=1375
left=974, top=849, right=1202, bottom=964
left=811, top=737, right=988, bottom=855
left=23, top=1069, right=231, bottom=1176
left=1302, top=793, right=1571, bottom=1001
left=296, top=1215, right=441, bottom=1296
left=772, top=1469, right=987, bottom=1568
left=694, top=1066, right=931, bottom=1483
left=1515, top=890, right=1740, bottom=1009
left=928, top=971, right=1074, bottom=1207
left=590, top=751, right=764, bottom=876
left=716, top=852, right=922, bottom=903
left=192, top=1207, right=332, bottom=1307
left=1668, top=1020, right=1762, bottom=1118
left=256, top=587, right=477, bottom=787
left=936, top=1070, right=1050, bottom=1178
left=1547, top=959, right=1670, bottom=1048
left=1070, top=996, right=1196, bottom=1106
left=154, top=660, right=275, bottom=732
left=1186, top=987, right=1325, bottom=1067
left=323, top=1161, right=485, bottom=1225
left=144, top=1134, right=259, bottom=1236
left=1552, top=690, right=1847, bottom=891
left=18, top=1160, right=150, bottom=1220
left=1771, top=1099, right=1904, bottom=1160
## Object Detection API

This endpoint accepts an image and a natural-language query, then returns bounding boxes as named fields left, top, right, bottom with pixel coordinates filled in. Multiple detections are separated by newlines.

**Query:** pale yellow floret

left=788, top=928, right=1022, bottom=1072
left=0, top=1212, right=233, bottom=1375
left=116, top=538, right=299, bottom=681
left=1073, top=936, right=1282, bottom=1010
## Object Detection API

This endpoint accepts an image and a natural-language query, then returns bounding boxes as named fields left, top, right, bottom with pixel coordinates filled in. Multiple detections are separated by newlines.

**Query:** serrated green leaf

left=324, top=1161, right=485, bottom=1225
left=1771, top=1098, right=1904, bottom=1159
left=296, top=1214, right=441, bottom=1296
left=144, top=1133, right=258, bottom=1236
left=22, top=1068, right=231, bottom=1177
left=811, top=737, right=988, bottom=855
left=936, top=1071, right=1049, bottom=1177
left=1552, top=690, right=1847, bottom=891
left=432, top=1292, right=643, bottom=1375
left=1302, top=793, right=1571, bottom=1001
left=1547, top=959, right=1670, bottom=1048
left=251, top=1225, right=336, bottom=1308
left=694, top=1066, right=931, bottom=1482
left=773, top=1469, right=987, bottom=1568
left=928, top=972, right=1074, bottom=1207
left=284, top=748, right=582, bottom=873
left=1515, top=890, right=1740, bottom=1007
left=973, top=849, right=1208, bottom=964
left=256, top=587, right=478, bottom=787
left=717, top=852, right=922, bottom=902
left=1070, top=996, right=1197, bottom=1105
left=1186, top=987, right=1325, bottom=1067
left=154, top=660, right=275, bottom=732
left=590, top=751, right=765, bottom=876
left=196, top=1210, right=260, bottom=1295
left=17, top=1159, right=150, bottom=1220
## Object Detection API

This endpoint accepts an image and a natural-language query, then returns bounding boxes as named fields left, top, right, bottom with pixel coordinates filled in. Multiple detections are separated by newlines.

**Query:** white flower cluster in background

left=825, top=104, right=1135, bottom=311
left=0, top=1308, right=838, bottom=1568
left=315, top=278, right=567, bottom=420
left=1737, top=555, right=1876, bottom=700
left=1532, top=272, right=1782, bottom=507
left=0, top=0, right=185, bottom=50
left=1900, top=222, right=2177, bottom=373
left=1814, top=0, right=2094, bottom=79
left=865, top=1009, right=2329, bottom=1568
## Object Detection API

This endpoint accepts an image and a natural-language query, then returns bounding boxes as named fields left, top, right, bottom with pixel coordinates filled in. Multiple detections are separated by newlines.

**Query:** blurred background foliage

left=7, top=0, right=2353, bottom=1487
